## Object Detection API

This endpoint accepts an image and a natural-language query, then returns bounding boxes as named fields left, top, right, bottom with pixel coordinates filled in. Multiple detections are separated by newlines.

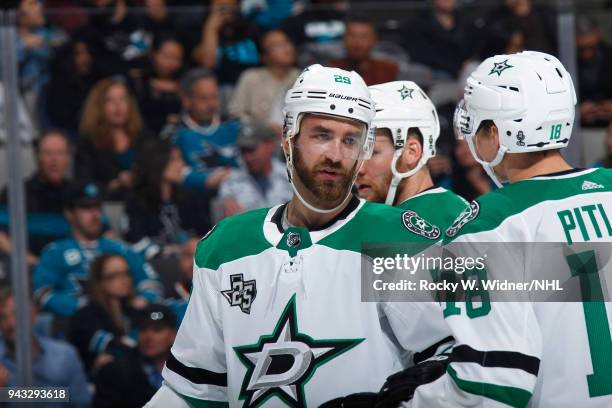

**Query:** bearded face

left=288, top=113, right=366, bottom=209
left=293, top=146, right=357, bottom=206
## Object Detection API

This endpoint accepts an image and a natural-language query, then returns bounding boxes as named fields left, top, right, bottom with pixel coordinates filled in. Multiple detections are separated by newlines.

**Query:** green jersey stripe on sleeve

left=447, top=364, right=533, bottom=408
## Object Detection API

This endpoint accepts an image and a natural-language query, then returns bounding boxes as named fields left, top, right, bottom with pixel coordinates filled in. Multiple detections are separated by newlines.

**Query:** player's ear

left=400, top=137, right=422, bottom=170
left=489, top=122, right=501, bottom=149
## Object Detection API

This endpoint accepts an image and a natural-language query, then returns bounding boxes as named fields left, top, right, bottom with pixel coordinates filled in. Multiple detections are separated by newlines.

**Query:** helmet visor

left=293, top=113, right=372, bottom=161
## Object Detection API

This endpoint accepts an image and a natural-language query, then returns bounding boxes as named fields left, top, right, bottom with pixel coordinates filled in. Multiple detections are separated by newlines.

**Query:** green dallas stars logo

left=234, top=295, right=363, bottom=407
left=397, top=85, right=414, bottom=100
left=489, top=59, right=513, bottom=76
left=402, top=210, right=441, bottom=240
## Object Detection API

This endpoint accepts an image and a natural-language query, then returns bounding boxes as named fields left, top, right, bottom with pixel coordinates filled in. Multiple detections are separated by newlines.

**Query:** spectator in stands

left=244, top=0, right=293, bottom=30
left=93, top=304, right=177, bottom=408
left=0, top=287, right=91, bottom=405
left=69, top=253, right=141, bottom=376
left=193, top=0, right=260, bottom=87
left=141, top=0, right=177, bottom=41
left=130, top=34, right=184, bottom=135
left=162, top=236, right=198, bottom=324
left=17, top=0, right=67, bottom=117
left=0, top=130, right=72, bottom=263
left=593, top=121, right=612, bottom=168
left=576, top=17, right=612, bottom=127
left=122, top=140, right=212, bottom=254
left=229, top=29, right=299, bottom=129
left=33, top=182, right=161, bottom=318
left=75, top=77, right=147, bottom=200
left=330, top=16, right=398, bottom=85
left=75, top=0, right=148, bottom=76
left=282, top=0, right=347, bottom=65
left=404, top=0, right=470, bottom=79
left=171, top=68, right=239, bottom=191
left=219, top=121, right=292, bottom=217
left=46, top=36, right=100, bottom=138
left=487, top=0, right=556, bottom=55
left=44, top=0, right=88, bottom=34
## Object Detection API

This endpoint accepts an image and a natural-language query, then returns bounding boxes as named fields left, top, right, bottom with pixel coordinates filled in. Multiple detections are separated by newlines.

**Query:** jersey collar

left=528, top=168, right=594, bottom=180
left=397, top=186, right=447, bottom=206
left=263, top=196, right=364, bottom=246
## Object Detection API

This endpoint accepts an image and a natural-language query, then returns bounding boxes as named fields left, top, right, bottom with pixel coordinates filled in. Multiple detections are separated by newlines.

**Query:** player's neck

left=286, top=195, right=352, bottom=230
left=395, top=167, right=434, bottom=205
left=504, top=151, right=572, bottom=183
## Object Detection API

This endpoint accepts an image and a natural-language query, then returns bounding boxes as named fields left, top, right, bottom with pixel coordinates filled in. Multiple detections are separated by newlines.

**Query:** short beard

left=293, top=147, right=355, bottom=206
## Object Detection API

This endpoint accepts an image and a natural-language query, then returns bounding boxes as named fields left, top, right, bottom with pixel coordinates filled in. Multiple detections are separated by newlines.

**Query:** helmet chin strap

left=384, top=150, right=426, bottom=205
left=285, top=135, right=362, bottom=215
left=466, top=138, right=507, bottom=188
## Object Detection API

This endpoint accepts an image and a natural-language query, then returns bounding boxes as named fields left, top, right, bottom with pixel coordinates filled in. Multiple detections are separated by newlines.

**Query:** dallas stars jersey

left=156, top=197, right=450, bottom=407
left=410, top=168, right=612, bottom=408
left=397, top=187, right=468, bottom=230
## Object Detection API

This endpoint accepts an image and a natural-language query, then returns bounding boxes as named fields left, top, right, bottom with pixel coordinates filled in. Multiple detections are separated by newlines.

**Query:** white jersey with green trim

left=151, top=197, right=451, bottom=407
left=410, top=168, right=612, bottom=408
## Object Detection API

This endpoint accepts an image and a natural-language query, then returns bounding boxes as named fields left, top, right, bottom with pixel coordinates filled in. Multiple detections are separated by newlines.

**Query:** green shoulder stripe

left=447, top=365, right=532, bottom=408
left=181, top=394, right=229, bottom=408
left=445, top=168, right=612, bottom=241
left=195, top=208, right=272, bottom=270
left=318, top=201, right=439, bottom=254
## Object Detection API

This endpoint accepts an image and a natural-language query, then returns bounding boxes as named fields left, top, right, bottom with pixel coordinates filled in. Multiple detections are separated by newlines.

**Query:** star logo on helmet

left=397, top=85, right=414, bottom=100
left=489, top=59, right=514, bottom=76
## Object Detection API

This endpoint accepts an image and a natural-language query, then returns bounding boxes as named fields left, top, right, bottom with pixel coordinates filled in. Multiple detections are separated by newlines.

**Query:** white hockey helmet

left=369, top=81, right=440, bottom=205
left=454, top=51, right=577, bottom=186
left=282, top=64, right=376, bottom=213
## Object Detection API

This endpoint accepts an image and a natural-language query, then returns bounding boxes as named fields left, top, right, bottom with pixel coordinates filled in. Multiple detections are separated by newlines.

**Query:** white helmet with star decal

left=454, top=51, right=577, bottom=187
left=282, top=64, right=376, bottom=213
left=368, top=81, right=440, bottom=205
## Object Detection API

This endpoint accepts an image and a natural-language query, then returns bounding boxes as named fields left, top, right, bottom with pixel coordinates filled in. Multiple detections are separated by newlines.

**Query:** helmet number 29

left=550, top=124, right=562, bottom=140
left=333, top=75, right=352, bottom=84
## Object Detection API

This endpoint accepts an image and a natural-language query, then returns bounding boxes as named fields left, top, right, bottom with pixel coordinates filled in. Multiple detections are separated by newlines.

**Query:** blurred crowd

left=0, top=0, right=612, bottom=406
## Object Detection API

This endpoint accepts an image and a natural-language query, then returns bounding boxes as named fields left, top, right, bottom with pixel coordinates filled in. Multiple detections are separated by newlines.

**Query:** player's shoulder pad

left=194, top=207, right=272, bottom=271
left=359, top=201, right=442, bottom=242
left=443, top=189, right=515, bottom=241
left=595, top=167, right=612, bottom=186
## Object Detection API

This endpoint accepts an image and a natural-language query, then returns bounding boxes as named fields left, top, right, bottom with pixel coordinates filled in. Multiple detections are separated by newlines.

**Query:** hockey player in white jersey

left=387, top=52, right=612, bottom=407
left=145, top=65, right=451, bottom=407
left=356, top=81, right=468, bottom=228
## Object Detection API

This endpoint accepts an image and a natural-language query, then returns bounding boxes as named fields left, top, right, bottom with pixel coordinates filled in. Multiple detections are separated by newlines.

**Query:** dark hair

left=345, top=13, right=375, bottom=27
left=476, top=120, right=496, bottom=134
left=33, top=129, right=71, bottom=154
left=407, top=127, right=424, bottom=145
left=132, top=139, right=180, bottom=211
left=152, top=33, right=182, bottom=52
left=179, top=68, right=217, bottom=97
left=89, top=253, right=134, bottom=333
left=257, top=29, right=292, bottom=55
left=378, top=127, right=423, bottom=145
